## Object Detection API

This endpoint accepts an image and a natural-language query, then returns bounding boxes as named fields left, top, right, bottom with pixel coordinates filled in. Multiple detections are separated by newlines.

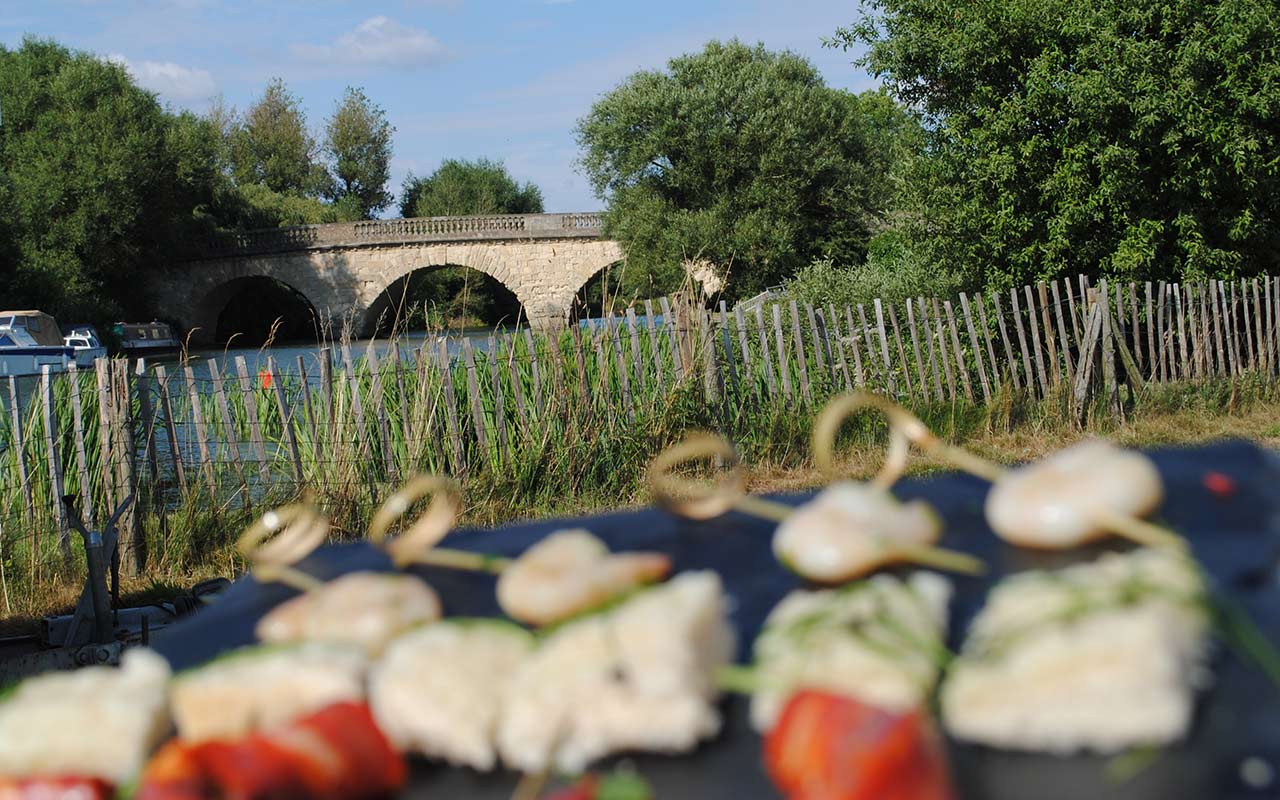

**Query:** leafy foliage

left=227, top=78, right=324, bottom=196
left=201, top=85, right=369, bottom=230
left=784, top=231, right=961, bottom=312
left=576, top=40, right=882, bottom=300
left=324, top=87, right=394, bottom=218
left=399, top=158, right=543, bottom=219
left=835, top=0, right=1280, bottom=287
left=225, top=183, right=362, bottom=228
left=0, top=38, right=209, bottom=322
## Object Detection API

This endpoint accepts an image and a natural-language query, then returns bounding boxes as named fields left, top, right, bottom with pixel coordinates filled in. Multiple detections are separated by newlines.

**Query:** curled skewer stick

left=647, top=432, right=792, bottom=522
left=819, top=391, right=1185, bottom=552
left=237, top=503, right=330, bottom=592
left=813, top=392, right=1003, bottom=485
left=648, top=432, right=985, bottom=576
left=367, top=475, right=510, bottom=574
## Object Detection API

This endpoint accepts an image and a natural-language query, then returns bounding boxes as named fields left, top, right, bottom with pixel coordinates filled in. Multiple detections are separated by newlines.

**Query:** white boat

left=63, top=326, right=108, bottom=368
left=0, top=310, right=74, bottom=377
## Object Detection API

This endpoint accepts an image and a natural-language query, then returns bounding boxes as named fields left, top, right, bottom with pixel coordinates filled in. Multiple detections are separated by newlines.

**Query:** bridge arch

left=360, top=262, right=527, bottom=337
left=566, top=258, right=629, bottom=320
left=195, top=275, right=323, bottom=346
left=349, top=240, right=626, bottom=333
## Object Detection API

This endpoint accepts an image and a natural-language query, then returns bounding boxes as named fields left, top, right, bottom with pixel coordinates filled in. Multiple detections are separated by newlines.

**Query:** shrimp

left=984, top=440, right=1164, bottom=549
left=496, top=529, right=671, bottom=627
left=255, top=571, right=443, bottom=656
left=772, top=481, right=954, bottom=583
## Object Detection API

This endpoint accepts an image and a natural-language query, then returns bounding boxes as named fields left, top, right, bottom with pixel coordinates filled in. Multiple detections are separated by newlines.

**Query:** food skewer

left=815, top=392, right=1186, bottom=552
left=236, top=479, right=470, bottom=654
left=648, top=429, right=985, bottom=580
left=367, top=474, right=510, bottom=573
left=240, top=474, right=672, bottom=629
left=237, top=475, right=500, bottom=585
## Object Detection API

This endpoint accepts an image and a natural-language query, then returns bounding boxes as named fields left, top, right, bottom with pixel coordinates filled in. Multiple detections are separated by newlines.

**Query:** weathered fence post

left=66, top=364, right=95, bottom=526
left=268, top=357, right=305, bottom=484
left=110, top=359, right=142, bottom=574
left=153, top=365, right=186, bottom=497
left=7, top=378, right=34, bottom=528
left=234, top=356, right=270, bottom=481
left=39, top=366, right=72, bottom=570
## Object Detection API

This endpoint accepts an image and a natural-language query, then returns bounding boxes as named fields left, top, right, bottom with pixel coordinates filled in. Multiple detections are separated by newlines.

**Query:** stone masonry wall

left=155, top=238, right=624, bottom=342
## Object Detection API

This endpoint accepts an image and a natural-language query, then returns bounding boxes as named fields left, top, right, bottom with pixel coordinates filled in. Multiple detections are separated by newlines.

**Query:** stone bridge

left=155, top=212, right=623, bottom=342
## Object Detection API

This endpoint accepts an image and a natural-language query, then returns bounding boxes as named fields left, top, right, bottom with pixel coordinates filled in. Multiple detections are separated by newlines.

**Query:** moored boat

left=113, top=320, right=181, bottom=357
left=0, top=310, right=73, bottom=377
left=63, top=325, right=108, bottom=368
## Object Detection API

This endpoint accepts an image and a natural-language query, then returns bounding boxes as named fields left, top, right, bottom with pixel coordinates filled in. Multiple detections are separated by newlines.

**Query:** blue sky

left=0, top=0, right=876, bottom=213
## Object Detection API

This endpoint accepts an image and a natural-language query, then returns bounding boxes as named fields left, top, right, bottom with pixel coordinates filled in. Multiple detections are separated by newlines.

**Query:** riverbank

left=7, top=377, right=1278, bottom=628
left=5, top=274, right=1280, bottom=627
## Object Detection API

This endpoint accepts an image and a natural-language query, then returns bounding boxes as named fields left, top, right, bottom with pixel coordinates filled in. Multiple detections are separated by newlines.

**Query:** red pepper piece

left=135, top=702, right=406, bottom=800
left=1203, top=471, right=1237, bottom=498
left=764, top=690, right=955, bottom=800
left=276, top=701, right=406, bottom=798
left=134, top=740, right=213, bottom=800
left=195, top=738, right=310, bottom=799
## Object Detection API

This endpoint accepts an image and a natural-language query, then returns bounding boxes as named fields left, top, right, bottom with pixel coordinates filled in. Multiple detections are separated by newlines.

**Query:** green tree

left=0, top=38, right=202, bottom=322
left=400, top=158, right=543, bottom=218
left=324, top=87, right=394, bottom=218
left=576, top=40, right=879, bottom=299
left=230, top=78, right=321, bottom=196
left=835, top=0, right=1280, bottom=288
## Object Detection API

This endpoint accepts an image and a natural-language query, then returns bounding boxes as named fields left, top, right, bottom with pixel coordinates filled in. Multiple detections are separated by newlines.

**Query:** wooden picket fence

left=1, top=273, right=1277, bottom=583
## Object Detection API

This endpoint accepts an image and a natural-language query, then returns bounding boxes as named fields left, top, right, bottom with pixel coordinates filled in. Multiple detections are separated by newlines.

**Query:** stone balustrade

left=201, top=212, right=605, bottom=259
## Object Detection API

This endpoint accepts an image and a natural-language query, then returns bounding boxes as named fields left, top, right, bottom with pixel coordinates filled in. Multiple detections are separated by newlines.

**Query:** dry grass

left=746, top=399, right=1280, bottom=496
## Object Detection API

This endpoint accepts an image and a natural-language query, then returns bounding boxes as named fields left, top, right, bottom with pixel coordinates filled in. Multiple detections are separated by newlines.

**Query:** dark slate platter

left=152, top=440, right=1280, bottom=799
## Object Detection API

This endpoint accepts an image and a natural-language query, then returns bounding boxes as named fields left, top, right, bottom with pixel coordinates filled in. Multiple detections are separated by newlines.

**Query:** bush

left=220, top=182, right=363, bottom=229
left=782, top=230, right=963, bottom=310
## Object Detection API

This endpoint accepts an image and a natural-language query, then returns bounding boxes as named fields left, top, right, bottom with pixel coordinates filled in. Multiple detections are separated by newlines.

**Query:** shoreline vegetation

left=3, top=274, right=1280, bottom=625
left=6, top=379, right=1279, bottom=630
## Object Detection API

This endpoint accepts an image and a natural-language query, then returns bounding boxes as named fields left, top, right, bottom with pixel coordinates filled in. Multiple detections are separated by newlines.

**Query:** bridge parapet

left=201, top=211, right=605, bottom=260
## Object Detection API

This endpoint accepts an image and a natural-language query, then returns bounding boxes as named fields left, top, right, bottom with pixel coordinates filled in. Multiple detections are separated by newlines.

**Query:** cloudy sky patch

left=107, top=53, right=217, bottom=103
left=290, top=16, right=451, bottom=70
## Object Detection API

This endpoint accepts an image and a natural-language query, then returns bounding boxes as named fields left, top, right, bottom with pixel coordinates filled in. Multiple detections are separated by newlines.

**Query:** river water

left=186, top=327, right=497, bottom=377
left=1, top=316, right=653, bottom=412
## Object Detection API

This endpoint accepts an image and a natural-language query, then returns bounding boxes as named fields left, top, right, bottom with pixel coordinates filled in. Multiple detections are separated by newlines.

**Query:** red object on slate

left=765, top=690, right=955, bottom=800
left=1203, top=471, right=1237, bottom=498
left=136, top=702, right=405, bottom=800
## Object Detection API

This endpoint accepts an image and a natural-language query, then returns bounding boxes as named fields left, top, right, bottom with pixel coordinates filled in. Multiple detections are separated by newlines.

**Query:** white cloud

left=107, top=54, right=217, bottom=103
left=290, top=16, right=450, bottom=69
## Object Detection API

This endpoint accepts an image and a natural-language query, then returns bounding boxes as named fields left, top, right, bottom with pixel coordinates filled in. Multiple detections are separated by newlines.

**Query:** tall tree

left=324, top=87, right=394, bottom=218
left=231, top=78, right=320, bottom=196
left=576, top=40, right=878, bottom=299
left=836, top=0, right=1280, bottom=287
left=400, top=158, right=543, bottom=218
left=0, top=38, right=200, bottom=322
